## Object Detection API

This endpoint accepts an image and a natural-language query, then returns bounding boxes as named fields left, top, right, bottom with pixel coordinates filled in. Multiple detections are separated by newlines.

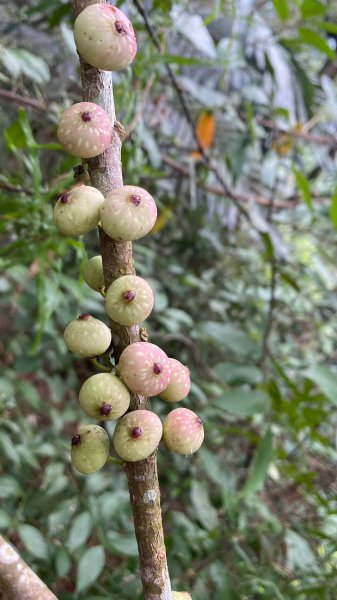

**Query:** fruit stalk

left=71, top=1, right=172, bottom=598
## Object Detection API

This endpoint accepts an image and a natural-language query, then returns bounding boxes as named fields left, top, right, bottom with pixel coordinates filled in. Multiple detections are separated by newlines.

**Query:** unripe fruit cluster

left=54, top=5, right=204, bottom=481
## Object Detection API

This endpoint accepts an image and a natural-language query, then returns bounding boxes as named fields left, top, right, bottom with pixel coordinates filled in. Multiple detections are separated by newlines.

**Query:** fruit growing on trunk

left=64, top=313, right=111, bottom=357
left=83, top=255, right=104, bottom=292
left=100, top=185, right=157, bottom=241
left=172, top=593, right=192, bottom=600
left=57, top=102, right=112, bottom=158
left=74, top=4, right=137, bottom=71
left=118, top=342, right=171, bottom=396
left=112, top=410, right=162, bottom=462
left=105, top=275, right=154, bottom=326
left=79, top=372, right=130, bottom=420
left=163, top=408, right=204, bottom=455
left=160, top=358, right=191, bottom=403
left=54, top=186, right=104, bottom=236
left=71, top=424, right=109, bottom=474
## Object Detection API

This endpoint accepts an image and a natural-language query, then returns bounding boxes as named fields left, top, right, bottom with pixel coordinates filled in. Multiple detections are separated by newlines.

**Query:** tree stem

left=0, top=535, right=57, bottom=600
left=71, top=2, right=172, bottom=598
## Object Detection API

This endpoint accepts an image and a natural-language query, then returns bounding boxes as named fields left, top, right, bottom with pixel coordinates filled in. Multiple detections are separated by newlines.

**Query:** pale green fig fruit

left=100, top=185, right=157, bottom=241
left=64, top=313, right=111, bottom=357
left=105, top=275, right=154, bottom=326
left=163, top=408, right=204, bottom=455
left=54, top=185, right=104, bottom=236
left=83, top=255, right=104, bottom=292
left=71, top=424, right=109, bottom=474
left=74, top=4, right=137, bottom=72
left=79, top=372, right=130, bottom=420
left=112, top=410, right=162, bottom=462
left=172, top=593, right=192, bottom=600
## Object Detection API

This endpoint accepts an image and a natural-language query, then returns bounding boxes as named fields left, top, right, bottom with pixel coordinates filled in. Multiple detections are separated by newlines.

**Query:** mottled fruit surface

left=57, top=102, right=112, bottom=158
left=163, top=408, right=204, bottom=455
left=64, top=314, right=111, bottom=357
left=112, top=410, right=162, bottom=462
left=83, top=255, right=104, bottom=291
left=160, top=358, right=191, bottom=403
left=172, top=593, right=192, bottom=600
left=118, top=342, right=171, bottom=396
left=71, top=424, right=109, bottom=474
left=100, top=185, right=157, bottom=241
left=54, top=186, right=104, bottom=236
left=79, top=372, right=130, bottom=420
left=74, top=4, right=137, bottom=71
left=105, top=275, right=154, bottom=326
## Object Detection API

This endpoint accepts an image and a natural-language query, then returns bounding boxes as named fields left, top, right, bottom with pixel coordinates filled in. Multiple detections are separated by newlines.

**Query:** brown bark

left=0, top=535, right=57, bottom=600
left=71, top=2, right=172, bottom=598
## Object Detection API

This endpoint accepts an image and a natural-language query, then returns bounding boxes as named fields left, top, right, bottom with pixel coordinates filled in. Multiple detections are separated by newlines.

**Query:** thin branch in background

left=125, top=73, right=156, bottom=138
left=0, top=89, right=47, bottom=111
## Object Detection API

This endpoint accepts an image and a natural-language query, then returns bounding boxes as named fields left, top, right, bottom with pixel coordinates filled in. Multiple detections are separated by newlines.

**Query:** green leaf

left=304, top=365, right=337, bottom=405
left=199, top=322, right=259, bottom=357
left=329, top=186, right=337, bottom=230
left=18, top=524, right=49, bottom=560
left=106, top=533, right=138, bottom=556
left=55, top=547, right=71, bottom=578
left=298, top=27, right=335, bottom=60
left=273, top=0, right=289, bottom=20
left=293, top=168, right=312, bottom=210
left=0, top=476, right=21, bottom=499
left=300, top=0, right=327, bottom=18
left=213, top=389, right=271, bottom=417
left=190, top=480, right=219, bottom=530
left=76, top=546, right=105, bottom=593
left=0, top=510, right=11, bottom=529
left=285, top=529, right=318, bottom=572
left=241, top=430, right=273, bottom=498
left=214, top=362, right=262, bottom=386
left=67, top=512, right=93, bottom=551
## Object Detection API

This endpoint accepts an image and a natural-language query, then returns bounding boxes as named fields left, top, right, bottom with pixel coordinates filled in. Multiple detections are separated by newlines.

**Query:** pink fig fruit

left=118, top=342, right=171, bottom=396
left=160, top=359, right=191, bottom=403
left=79, top=372, right=130, bottom=420
left=54, top=186, right=104, bottom=236
left=163, top=408, right=204, bottom=455
left=105, top=275, right=154, bottom=326
left=74, top=4, right=137, bottom=72
left=112, top=410, right=162, bottom=462
left=71, top=424, right=109, bottom=474
left=57, top=102, right=112, bottom=158
left=100, top=185, right=157, bottom=241
left=64, top=313, right=111, bottom=357
left=83, top=255, right=104, bottom=292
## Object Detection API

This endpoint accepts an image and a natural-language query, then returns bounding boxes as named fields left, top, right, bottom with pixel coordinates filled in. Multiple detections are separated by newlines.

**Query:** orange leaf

left=192, top=111, right=216, bottom=159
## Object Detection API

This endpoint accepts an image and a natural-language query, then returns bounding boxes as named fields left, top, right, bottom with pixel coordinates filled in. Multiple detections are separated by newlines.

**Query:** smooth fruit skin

left=79, top=372, right=130, bottom=420
left=118, top=342, right=171, bottom=397
left=64, top=314, right=111, bottom=357
left=160, top=358, right=191, bottom=403
left=105, top=275, right=154, bottom=326
left=172, top=593, right=192, bottom=600
left=71, top=424, right=109, bottom=474
left=100, top=185, right=157, bottom=241
left=83, top=255, right=104, bottom=291
left=54, top=186, right=104, bottom=236
left=57, top=102, right=112, bottom=158
left=74, top=4, right=137, bottom=71
left=163, top=408, right=204, bottom=455
left=112, top=410, right=162, bottom=462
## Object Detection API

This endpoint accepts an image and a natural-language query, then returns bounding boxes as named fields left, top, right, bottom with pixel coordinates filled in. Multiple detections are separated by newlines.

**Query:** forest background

left=1, top=0, right=337, bottom=598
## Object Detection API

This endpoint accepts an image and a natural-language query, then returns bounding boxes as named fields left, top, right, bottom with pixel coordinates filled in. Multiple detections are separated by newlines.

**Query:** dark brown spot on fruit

left=81, top=111, right=93, bottom=122
left=71, top=434, right=81, bottom=446
left=131, top=427, right=142, bottom=438
left=115, top=20, right=126, bottom=34
left=60, top=192, right=70, bottom=203
left=100, top=403, right=112, bottom=416
left=130, top=194, right=141, bottom=206
left=153, top=363, right=163, bottom=375
left=123, top=290, right=136, bottom=302
left=197, top=417, right=203, bottom=426
left=79, top=313, right=91, bottom=320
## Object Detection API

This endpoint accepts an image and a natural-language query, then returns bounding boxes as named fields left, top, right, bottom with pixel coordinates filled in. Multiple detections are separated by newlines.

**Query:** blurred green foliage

left=1, top=0, right=337, bottom=598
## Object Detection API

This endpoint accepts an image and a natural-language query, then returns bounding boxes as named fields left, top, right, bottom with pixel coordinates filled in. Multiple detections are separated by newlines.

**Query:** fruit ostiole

left=71, top=2, right=172, bottom=598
